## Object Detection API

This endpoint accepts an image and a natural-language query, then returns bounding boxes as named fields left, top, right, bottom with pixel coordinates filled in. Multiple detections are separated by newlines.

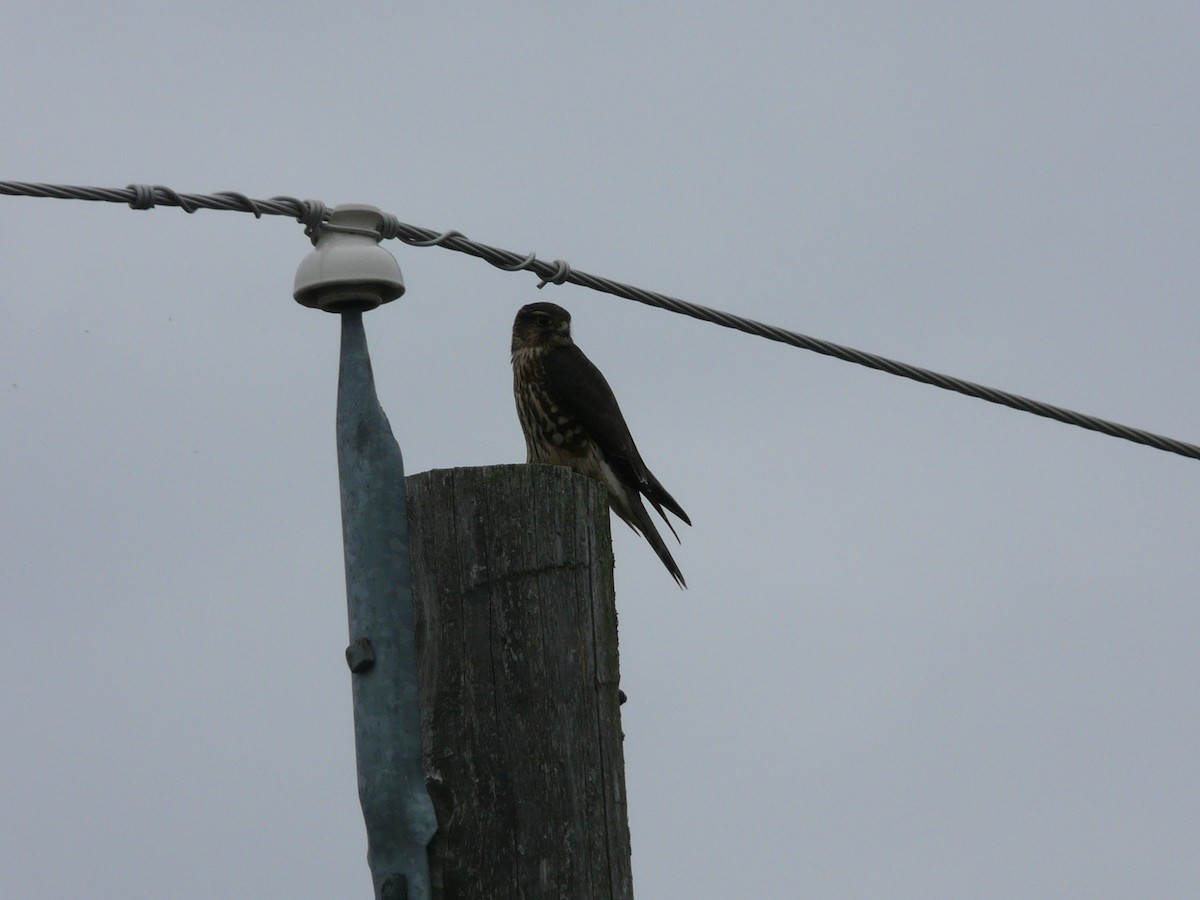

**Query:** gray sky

left=4, top=4, right=1199, bottom=898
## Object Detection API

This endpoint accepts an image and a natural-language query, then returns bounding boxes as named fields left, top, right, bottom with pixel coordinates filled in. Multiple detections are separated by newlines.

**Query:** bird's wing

left=541, top=344, right=641, bottom=465
left=542, top=344, right=690, bottom=530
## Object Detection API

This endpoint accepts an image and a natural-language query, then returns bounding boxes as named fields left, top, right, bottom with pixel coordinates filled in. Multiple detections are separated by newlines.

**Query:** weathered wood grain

left=407, top=465, right=632, bottom=900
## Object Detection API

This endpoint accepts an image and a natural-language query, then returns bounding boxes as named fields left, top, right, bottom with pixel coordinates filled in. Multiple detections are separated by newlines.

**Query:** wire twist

left=3, top=178, right=1197, bottom=462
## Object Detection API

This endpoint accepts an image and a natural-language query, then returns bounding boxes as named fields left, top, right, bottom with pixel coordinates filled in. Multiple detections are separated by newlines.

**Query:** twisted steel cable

left=3, top=179, right=1197, bottom=462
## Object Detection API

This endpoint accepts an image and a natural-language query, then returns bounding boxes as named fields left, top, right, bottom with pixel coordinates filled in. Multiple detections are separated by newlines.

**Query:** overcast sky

left=4, top=4, right=1199, bottom=898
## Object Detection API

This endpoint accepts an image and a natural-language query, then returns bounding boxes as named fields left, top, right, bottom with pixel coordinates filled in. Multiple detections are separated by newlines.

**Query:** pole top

left=293, top=204, right=405, bottom=313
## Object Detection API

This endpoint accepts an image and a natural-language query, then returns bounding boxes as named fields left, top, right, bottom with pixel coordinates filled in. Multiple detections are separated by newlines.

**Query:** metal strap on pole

left=295, top=206, right=436, bottom=899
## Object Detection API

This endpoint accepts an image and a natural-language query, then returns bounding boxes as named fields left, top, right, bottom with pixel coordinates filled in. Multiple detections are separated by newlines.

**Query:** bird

left=511, top=301, right=690, bottom=587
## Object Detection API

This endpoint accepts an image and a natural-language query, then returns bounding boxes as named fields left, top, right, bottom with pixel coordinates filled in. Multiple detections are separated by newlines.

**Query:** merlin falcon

left=511, top=302, right=690, bottom=587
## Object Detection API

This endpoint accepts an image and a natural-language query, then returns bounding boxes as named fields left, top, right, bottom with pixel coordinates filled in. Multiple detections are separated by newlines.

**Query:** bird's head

left=512, top=302, right=573, bottom=352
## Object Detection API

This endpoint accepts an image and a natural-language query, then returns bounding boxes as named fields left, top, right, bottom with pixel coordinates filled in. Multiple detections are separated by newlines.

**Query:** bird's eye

left=535, top=314, right=551, bottom=326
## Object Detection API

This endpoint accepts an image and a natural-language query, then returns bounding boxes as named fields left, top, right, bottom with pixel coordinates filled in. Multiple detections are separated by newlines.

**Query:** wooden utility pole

left=406, top=465, right=634, bottom=899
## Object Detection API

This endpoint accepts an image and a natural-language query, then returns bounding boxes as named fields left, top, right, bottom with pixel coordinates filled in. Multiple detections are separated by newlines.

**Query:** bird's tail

left=622, top=496, right=687, bottom=588
left=642, top=471, right=691, bottom=543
